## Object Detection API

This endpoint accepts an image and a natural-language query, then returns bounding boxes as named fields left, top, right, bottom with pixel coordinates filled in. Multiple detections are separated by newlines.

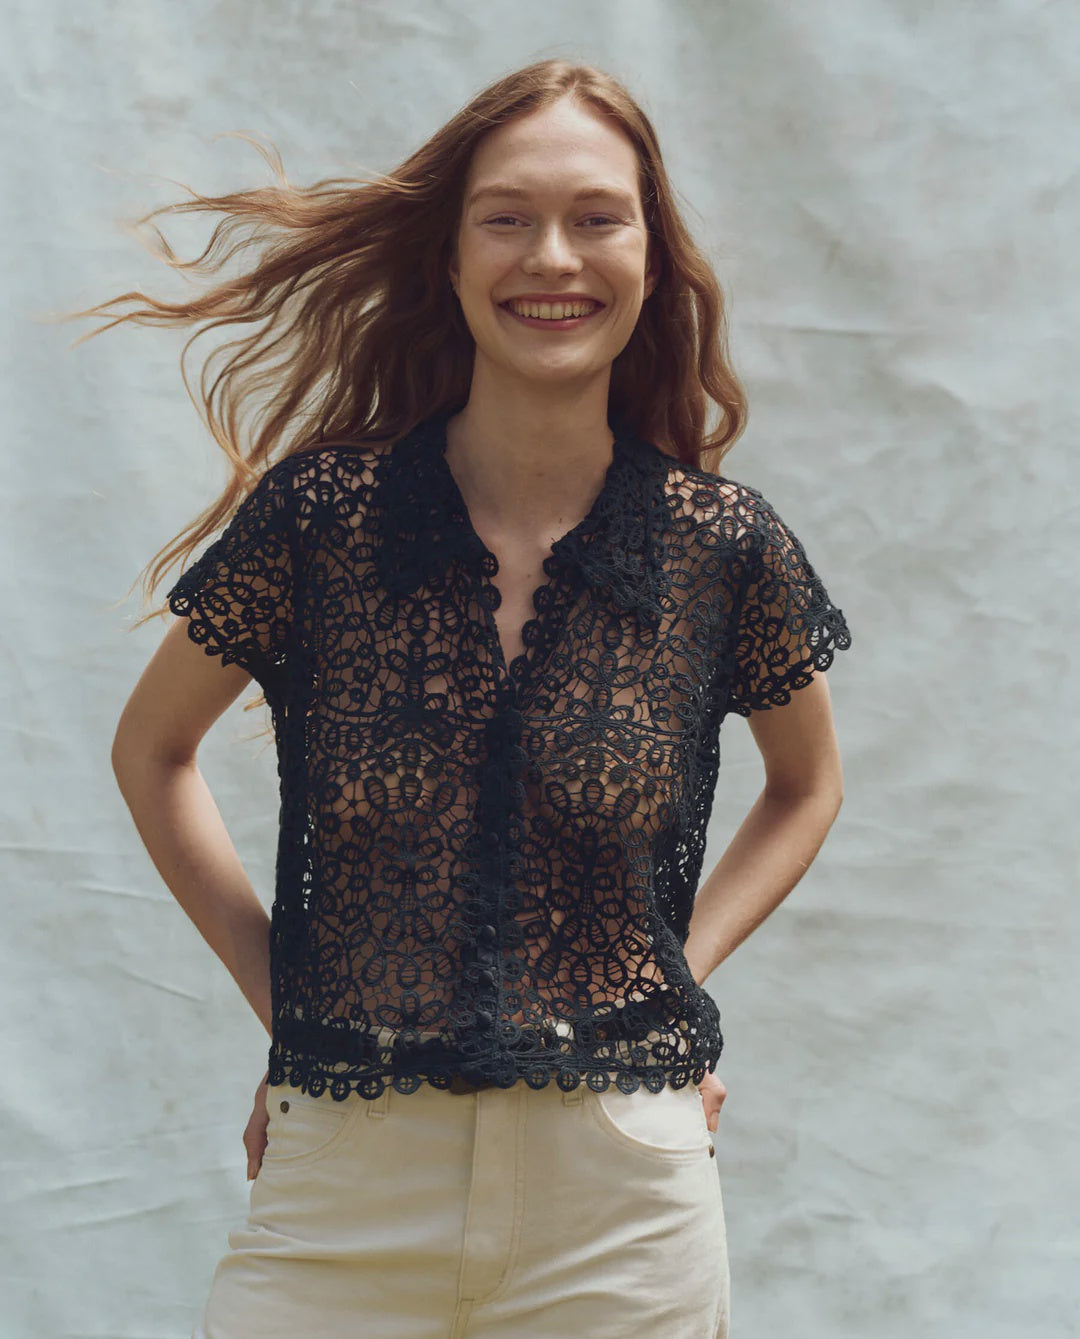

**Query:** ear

left=643, top=249, right=660, bottom=301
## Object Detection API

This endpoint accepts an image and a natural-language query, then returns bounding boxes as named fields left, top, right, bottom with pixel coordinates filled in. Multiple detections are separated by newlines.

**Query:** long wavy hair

left=64, top=57, right=748, bottom=719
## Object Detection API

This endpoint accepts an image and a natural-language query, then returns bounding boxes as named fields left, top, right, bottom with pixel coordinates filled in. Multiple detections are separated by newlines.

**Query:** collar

left=370, top=410, right=674, bottom=630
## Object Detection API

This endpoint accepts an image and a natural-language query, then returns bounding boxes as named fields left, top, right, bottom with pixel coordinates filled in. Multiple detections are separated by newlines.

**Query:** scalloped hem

left=266, top=1055, right=721, bottom=1104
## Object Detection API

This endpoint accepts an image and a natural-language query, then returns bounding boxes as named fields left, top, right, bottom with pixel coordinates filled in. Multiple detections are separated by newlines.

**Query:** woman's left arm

left=683, top=671, right=845, bottom=987
left=688, top=672, right=844, bottom=1130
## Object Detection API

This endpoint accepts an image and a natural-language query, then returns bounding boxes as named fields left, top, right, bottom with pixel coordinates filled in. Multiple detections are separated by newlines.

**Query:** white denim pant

left=191, top=1066, right=730, bottom=1339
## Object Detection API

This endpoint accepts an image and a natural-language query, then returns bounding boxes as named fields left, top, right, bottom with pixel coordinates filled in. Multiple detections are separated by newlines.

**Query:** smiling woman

left=449, top=100, right=658, bottom=398
left=69, top=53, right=853, bottom=1339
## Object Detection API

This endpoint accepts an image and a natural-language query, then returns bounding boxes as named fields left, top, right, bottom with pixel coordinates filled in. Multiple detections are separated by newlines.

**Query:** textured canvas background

left=5, top=1, right=1077, bottom=1334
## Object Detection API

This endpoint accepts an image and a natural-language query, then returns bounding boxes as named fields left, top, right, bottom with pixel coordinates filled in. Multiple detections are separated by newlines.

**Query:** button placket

left=450, top=685, right=530, bottom=1078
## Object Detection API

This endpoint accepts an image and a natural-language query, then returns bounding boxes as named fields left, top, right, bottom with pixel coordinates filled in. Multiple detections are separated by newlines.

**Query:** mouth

left=497, top=299, right=605, bottom=330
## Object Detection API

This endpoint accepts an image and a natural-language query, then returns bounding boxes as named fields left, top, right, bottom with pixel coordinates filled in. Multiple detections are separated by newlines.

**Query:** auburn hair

left=62, top=57, right=748, bottom=717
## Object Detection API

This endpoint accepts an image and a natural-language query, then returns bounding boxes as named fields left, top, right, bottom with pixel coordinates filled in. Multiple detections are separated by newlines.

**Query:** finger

left=245, top=1124, right=267, bottom=1174
left=247, top=1145, right=265, bottom=1180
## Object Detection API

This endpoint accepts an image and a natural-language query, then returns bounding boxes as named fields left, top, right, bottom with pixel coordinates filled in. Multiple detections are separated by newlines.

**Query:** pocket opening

left=589, top=1080, right=711, bottom=1160
left=262, top=1082, right=361, bottom=1166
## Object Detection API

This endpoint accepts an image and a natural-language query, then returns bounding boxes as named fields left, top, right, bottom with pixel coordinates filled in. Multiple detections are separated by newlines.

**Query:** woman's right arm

left=110, top=616, right=274, bottom=1040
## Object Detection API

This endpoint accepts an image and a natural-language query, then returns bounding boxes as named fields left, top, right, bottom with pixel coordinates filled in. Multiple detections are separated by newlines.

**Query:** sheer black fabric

left=166, top=411, right=852, bottom=1100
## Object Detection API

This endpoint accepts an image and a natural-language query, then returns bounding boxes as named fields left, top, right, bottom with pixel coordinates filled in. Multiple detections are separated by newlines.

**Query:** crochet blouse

left=166, top=410, right=852, bottom=1100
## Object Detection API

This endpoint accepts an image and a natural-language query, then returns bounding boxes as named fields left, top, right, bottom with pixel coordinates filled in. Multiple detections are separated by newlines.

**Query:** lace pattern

left=165, top=411, right=852, bottom=1099
left=725, top=485, right=854, bottom=716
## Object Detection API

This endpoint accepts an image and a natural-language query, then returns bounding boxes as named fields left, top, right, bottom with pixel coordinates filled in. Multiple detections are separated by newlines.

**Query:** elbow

left=112, top=713, right=203, bottom=788
left=817, top=775, right=844, bottom=816
left=111, top=727, right=196, bottom=802
left=110, top=726, right=140, bottom=794
left=762, top=774, right=844, bottom=815
left=110, top=723, right=126, bottom=779
left=111, top=707, right=143, bottom=782
left=110, top=719, right=174, bottom=792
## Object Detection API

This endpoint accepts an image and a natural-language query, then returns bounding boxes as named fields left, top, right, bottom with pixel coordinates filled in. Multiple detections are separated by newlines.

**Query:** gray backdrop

left=5, top=1, right=1077, bottom=1335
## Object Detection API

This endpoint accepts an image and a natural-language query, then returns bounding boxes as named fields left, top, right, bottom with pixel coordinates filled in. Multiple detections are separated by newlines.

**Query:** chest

left=298, top=531, right=727, bottom=843
left=309, top=550, right=717, bottom=738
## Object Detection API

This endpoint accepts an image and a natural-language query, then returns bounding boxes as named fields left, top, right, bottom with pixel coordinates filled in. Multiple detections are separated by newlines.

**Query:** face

left=448, top=95, right=659, bottom=393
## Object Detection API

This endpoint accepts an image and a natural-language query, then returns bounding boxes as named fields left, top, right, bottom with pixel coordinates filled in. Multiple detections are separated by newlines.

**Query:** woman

left=100, top=58, right=851, bottom=1339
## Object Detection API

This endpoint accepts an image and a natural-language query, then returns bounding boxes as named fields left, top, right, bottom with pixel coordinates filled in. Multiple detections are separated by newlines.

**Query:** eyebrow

left=467, top=184, right=637, bottom=211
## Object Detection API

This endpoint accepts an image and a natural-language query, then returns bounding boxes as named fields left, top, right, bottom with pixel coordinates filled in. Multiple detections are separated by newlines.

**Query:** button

left=477, top=968, right=495, bottom=988
left=479, top=924, right=496, bottom=944
left=280, top=1100, right=290, bottom=1112
left=709, top=1144, right=715, bottom=1158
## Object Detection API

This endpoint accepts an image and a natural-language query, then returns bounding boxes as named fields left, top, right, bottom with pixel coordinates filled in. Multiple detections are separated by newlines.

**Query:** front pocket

left=589, top=1079, right=712, bottom=1161
left=262, top=1082, right=360, bottom=1167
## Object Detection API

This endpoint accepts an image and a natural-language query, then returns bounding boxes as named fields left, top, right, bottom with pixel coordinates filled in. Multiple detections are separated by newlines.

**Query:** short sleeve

left=726, top=488, right=852, bottom=716
left=165, top=458, right=298, bottom=699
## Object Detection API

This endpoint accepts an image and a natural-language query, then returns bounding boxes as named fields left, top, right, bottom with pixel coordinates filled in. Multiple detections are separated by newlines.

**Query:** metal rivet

left=280, top=1100, right=289, bottom=1112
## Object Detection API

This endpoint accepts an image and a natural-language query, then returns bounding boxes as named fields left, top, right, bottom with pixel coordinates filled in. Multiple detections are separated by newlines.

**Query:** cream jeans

left=192, top=1069, right=730, bottom=1338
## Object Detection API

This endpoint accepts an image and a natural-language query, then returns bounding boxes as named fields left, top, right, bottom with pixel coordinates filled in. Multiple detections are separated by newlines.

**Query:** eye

left=482, top=215, right=623, bottom=228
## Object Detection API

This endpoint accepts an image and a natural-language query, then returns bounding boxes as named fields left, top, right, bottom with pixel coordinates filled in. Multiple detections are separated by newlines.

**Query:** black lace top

left=166, top=410, right=852, bottom=1100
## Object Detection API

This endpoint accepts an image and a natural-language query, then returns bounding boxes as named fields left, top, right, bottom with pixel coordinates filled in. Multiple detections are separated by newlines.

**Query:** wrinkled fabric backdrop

left=5, top=1, right=1077, bottom=1335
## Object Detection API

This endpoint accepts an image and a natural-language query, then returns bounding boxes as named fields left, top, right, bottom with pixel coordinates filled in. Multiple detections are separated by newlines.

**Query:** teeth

left=506, top=299, right=599, bottom=320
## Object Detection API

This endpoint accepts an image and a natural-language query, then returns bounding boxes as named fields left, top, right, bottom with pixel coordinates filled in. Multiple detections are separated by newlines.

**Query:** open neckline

left=426, top=413, right=630, bottom=689
left=367, top=409, right=674, bottom=672
left=429, top=414, right=626, bottom=568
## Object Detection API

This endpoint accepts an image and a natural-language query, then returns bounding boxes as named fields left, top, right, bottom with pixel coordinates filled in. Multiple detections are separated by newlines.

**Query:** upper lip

left=500, top=293, right=604, bottom=305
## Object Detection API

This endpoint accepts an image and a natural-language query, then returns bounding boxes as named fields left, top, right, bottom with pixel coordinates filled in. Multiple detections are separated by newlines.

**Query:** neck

left=443, top=393, right=616, bottom=542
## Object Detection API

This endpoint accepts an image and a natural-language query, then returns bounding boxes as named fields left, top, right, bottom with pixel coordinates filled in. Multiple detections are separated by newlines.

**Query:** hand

left=244, top=1069, right=271, bottom=1180
left=696, top=1069, right=727, bottom=1134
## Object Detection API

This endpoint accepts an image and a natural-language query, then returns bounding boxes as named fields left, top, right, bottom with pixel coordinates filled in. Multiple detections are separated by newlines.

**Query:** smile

left=498, top=300, right=604, bottom=329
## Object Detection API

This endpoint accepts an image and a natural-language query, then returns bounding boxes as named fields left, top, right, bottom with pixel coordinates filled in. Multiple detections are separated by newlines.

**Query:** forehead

left=465, top=98, right=641, bottom=203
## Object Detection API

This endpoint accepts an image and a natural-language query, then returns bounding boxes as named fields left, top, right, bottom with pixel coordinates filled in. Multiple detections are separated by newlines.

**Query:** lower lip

left=498, top=303, right=604, bottom=330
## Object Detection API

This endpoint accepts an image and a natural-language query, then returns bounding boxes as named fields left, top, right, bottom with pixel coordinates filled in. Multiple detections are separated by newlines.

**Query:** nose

left=524, top=222, right=582, bottom=276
